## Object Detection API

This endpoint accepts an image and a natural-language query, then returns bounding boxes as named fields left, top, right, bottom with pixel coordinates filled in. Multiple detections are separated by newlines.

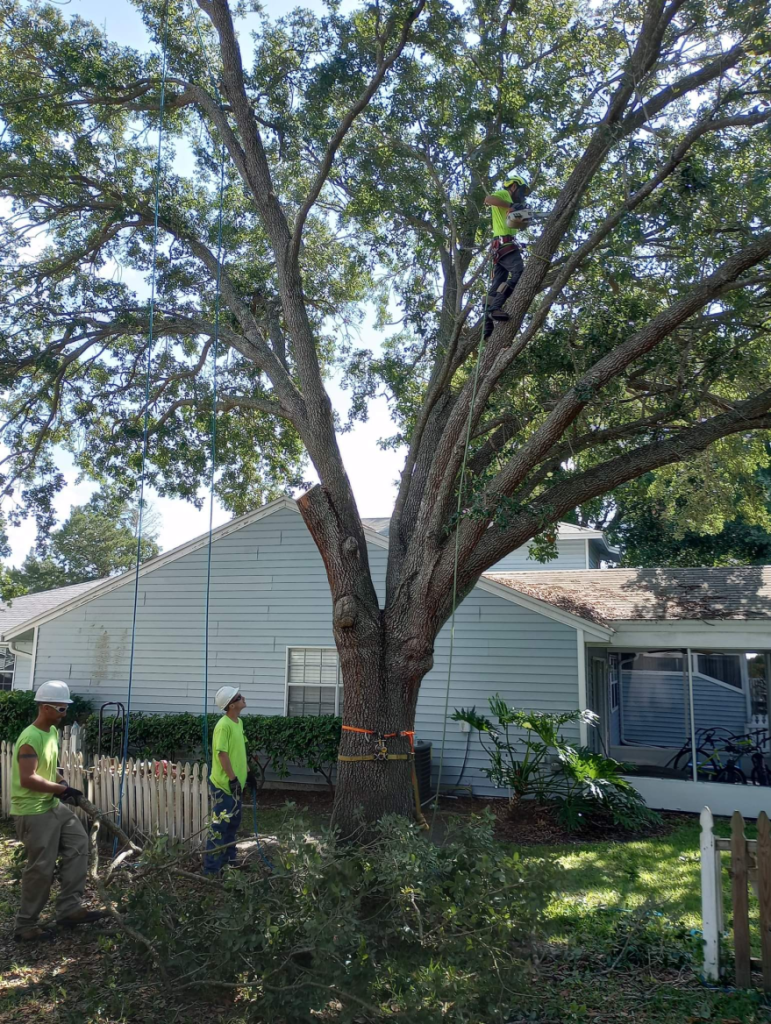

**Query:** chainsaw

left=506, top=204, right=545, bottom=228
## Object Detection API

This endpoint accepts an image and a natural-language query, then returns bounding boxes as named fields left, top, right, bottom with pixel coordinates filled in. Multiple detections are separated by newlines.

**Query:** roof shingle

left=484, top=567, right=771, bottom=626
left=0, top=580, right=105, bottom=641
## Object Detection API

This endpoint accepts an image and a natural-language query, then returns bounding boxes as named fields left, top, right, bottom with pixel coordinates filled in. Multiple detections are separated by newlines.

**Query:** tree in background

left=9, top=489, right=161, bottom=594
left=584, top=451, right=771, bottom=567
left=0, top=0, right=770, bottom=828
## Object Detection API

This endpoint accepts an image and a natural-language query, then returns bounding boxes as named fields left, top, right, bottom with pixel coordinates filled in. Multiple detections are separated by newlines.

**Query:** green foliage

left=570, top=905, right=701, bottom=972
left=86, top=711, right=341, bottom=786
left=10, top=488, right=160, bottom=593
left=124, top=810, right=558, bottom=1022
left=594, top=453, right=771, bottom=567
left=453, top=697, right=659, bottom=832
left=0, top=688, right=93, bottom=742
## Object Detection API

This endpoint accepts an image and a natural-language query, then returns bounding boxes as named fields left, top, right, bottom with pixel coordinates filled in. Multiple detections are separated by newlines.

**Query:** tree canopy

left=1, top=0, right=770, bottom=820
left=8, top=488, right=161, bottom=594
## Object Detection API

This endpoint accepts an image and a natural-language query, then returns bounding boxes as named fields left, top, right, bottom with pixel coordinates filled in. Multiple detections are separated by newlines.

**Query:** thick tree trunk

left=297, top=486, right=437, bottom=835
left=331, top=630, right=433, bottom=837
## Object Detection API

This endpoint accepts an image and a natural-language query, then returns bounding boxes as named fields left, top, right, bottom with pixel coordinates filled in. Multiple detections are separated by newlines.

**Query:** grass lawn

left=1, top=805, right=769, bottom=1023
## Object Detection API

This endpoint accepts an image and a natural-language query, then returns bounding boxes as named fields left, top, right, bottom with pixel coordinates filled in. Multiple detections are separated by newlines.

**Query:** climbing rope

left=187, top=0, right=230, bottom=757
left=430, top=255, right=493, bottom=831
left=116, top=0, right=171, bottom=840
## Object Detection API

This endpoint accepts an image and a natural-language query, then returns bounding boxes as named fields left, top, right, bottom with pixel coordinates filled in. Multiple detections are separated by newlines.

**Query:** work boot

left=490, top=310, right=510, bottom=322
left=57, top=908, right=108, bottom=928
left=14, top=925, right=55, bottom=943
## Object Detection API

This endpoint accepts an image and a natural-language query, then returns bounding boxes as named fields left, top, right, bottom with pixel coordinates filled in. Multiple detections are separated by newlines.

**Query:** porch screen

left=0, top=647, right=14, bottom=691
left=286, top=647, right=342, bottom=717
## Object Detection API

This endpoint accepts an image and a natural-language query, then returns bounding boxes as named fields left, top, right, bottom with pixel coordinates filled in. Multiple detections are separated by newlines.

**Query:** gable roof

left=1, top=497, right=613, bottom=642
left=0, top=579, right=105, bottom=642
left=487, top=567, right=771, bottom=627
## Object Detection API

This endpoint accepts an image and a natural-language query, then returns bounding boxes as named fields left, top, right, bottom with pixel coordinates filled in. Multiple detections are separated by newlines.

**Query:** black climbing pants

left=484, top=248, right=524, bottom=338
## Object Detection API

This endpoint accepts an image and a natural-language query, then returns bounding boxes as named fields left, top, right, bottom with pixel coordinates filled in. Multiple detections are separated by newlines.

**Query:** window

left=286, top=647, right=342, bottom=717
left=692, top=652, right=742, bottom=689
left=0, top=647, right=15, bottom=691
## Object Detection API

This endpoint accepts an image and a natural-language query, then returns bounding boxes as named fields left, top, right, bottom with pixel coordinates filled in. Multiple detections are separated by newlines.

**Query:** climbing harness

left=491, top=234, right=520, bottom=263
left=339, top=725, right=428, bottom=829
left=115, top=1, right=171, bottom=848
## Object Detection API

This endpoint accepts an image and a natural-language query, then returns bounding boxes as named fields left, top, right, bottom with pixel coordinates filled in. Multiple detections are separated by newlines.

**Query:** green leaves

left=124, top=810, right=559, bottom=1020
left=454, top=695, right=658, bottom=831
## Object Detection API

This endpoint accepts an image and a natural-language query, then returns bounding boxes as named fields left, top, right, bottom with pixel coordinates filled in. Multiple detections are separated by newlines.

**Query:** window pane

left=695, top=653, right=742, bottom=689
left=0, top=648, right=14, bottom=691
left=287, top=685, right=336, bottom=718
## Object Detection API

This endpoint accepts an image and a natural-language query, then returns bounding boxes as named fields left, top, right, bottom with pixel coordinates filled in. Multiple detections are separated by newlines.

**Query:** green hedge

left=86, top=711, right=342, bottom=790
left=0, top=689, right=93, bottom=743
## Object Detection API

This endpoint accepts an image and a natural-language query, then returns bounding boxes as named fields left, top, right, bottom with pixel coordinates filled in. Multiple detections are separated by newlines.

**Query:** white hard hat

left=35, top=680, right=72, bottom=704
left=214, top=686, right=239, bottom=711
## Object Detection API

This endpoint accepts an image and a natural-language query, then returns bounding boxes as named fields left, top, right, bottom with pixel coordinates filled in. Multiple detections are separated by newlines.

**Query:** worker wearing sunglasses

left=11, top=679, right=105, bottom=941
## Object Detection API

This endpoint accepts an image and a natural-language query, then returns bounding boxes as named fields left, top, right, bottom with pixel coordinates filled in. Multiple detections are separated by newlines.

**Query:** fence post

left=757, top=810, right=771, bottom=995
left=700, top=807, right=722, bottom=981
left=732, top=810, right=753, bottom=989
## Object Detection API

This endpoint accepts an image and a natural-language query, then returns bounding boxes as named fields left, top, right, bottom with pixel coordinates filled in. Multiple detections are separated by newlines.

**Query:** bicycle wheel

left=716, top=765, right=747, bottom=785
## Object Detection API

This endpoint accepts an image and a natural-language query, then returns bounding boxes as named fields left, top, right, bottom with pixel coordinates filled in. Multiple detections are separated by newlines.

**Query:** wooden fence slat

left=700, top=807, right=722, bottom=981
left=174, top=762, right=183, bottom=841
left=166, top=763, right=174, bottom=840
left=191, top=763, right=200, bottom=847
left=143, top=761, right=152, bottom=835
left=183, top=763, right=192, bottom=846
left=757, top=811, right=771, bottom=994
left=732, top=810, right=753, bottom=989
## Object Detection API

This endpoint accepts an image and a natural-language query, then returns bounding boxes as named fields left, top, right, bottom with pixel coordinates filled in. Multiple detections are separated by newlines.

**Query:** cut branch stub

left=334, top=595, right=358, bottom=629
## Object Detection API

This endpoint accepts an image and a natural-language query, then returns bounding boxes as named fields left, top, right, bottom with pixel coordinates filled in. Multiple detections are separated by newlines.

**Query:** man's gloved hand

left=59, top=785, right=83, bottom=805
left=229, top=778, right=243, bottom=801
left=245, top=770, right=257, bottom=794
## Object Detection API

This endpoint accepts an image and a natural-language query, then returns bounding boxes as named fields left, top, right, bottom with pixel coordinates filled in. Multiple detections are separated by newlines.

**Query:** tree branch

left=289, top=0, right=427, bottom=264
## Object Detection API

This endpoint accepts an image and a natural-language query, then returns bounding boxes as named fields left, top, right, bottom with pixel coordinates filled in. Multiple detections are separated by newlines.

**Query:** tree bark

left=331, top=627, right=432, bottom=837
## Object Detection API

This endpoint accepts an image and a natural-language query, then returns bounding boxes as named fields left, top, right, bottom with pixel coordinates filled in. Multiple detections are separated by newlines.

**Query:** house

left=1, top=498, right=769, bottom=817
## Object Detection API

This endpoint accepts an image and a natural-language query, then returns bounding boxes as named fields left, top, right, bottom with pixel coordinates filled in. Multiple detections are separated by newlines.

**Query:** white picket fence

left=1, top=739, right=210, bottom=850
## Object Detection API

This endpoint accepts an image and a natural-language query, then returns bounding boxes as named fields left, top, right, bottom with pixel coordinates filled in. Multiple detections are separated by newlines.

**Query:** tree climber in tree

left=482, top=170, right=531, bottom=338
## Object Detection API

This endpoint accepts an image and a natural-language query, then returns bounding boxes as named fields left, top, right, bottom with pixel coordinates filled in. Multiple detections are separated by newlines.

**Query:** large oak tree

left=1, top=0, right=770, bottom=828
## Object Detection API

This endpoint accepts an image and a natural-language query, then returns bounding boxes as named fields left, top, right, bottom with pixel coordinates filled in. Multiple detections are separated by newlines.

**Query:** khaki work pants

left=14, top=803, right=88, bottom=929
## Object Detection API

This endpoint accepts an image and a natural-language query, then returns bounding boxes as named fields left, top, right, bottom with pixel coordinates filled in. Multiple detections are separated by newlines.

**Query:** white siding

left=34, top=505, right=580, bottom=795
left=620, top=670, right=747, bottom=747
left=490, top=538, right=589, bottom=573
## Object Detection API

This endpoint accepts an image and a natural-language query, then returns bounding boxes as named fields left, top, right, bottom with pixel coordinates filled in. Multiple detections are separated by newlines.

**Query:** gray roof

left=485, top=567, right=771, bottom=627
left=362, top=518, right=391, bottom=535
left=0, top=580, right=105, bottom=641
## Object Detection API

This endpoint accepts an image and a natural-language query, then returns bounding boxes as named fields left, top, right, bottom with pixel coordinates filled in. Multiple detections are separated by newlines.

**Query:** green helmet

left=503, top=170, right=530, bottom=189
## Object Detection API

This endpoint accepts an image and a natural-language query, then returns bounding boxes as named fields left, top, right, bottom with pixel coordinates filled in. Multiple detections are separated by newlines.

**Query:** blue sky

left=4, top=0, right=405, bottom=563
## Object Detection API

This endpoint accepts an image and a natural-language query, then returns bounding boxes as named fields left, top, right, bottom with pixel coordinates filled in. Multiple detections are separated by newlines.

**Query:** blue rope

left=187, top=0, right=228, bottom=765
left=430, top=256, right=492, bottom=830
left=116, top=2, right=171, bottom=844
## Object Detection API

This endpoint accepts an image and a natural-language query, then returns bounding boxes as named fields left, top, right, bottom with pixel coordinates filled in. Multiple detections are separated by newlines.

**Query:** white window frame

left=284, top=646, right=342, bottom=717
left=0, top=645, right=15, bottom=692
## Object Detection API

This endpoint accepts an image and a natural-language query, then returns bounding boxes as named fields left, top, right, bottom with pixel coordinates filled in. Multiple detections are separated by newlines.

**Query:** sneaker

left=57, top=908, right=108, bottom=928
left=14, top=925, right=55, bottom=943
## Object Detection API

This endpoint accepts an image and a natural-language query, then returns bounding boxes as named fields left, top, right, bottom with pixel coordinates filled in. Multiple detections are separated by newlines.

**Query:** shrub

left=86, top=711, right=341, bottom=788
left=453, top=696, right=660, bottom=831
left=0, top=689, right=92, bottom=742
left=123, top=810, right=558, bottom=1021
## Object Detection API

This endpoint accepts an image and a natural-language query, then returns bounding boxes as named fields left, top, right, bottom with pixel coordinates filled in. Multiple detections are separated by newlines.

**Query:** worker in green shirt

left=204, top=686, right=256, bottom=875
left=483, top=170, right=531, bottom=339
left=11, top=680, right=105, bottom=941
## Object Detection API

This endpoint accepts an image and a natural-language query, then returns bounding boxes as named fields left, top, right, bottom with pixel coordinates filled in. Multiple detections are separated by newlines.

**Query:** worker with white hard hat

left=203, top=685, right=256, bottom=875
left=11, top=680, right=105, bottom=941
